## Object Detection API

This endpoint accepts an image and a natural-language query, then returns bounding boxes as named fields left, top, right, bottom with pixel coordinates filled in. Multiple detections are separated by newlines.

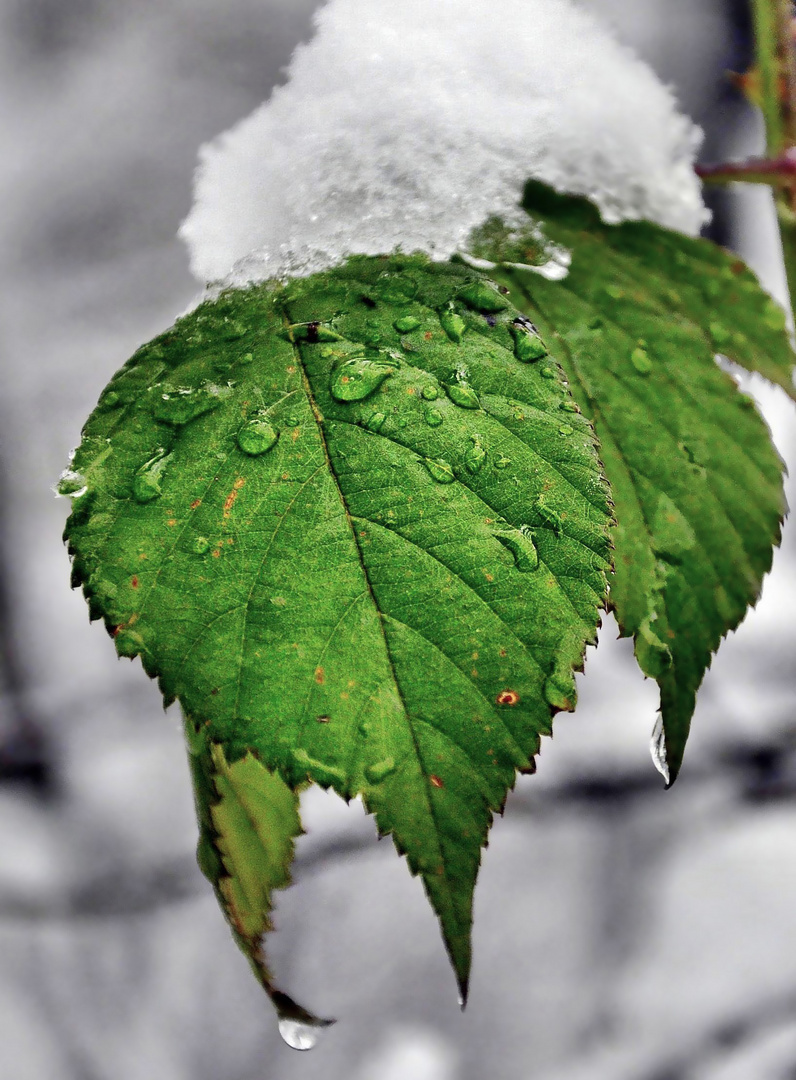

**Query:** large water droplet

left=457, top=281, right=509, bottom=314
left=630, top=347, right=653, bottom=375
left=445, top=381, right=480, bottom=409
left=539, top=366, right=556, bottom=380
left=394, top=315, right=421, bottom=334
left=192, top=536, right=210, bottom=555
left=422, top=457, right=456, bottom=484
left=424, top=407, right=444, bottom=427
left=56, top=469, right=87, bottom=497
left=133, top=449, right=172, bottom=503
left=439, top=303, right=466, bottom=343
left=366, top=757, right=397, bottom=783
left=279, top=322, right=342, bottom=343
left=650, top=714, right=670, bottom=785
left=330, top=358, right=395, bottom=402
left=277, top=1019, right=325, bottom=1051
left=509, top=318, right=547, bottom=362
left=558, top=423, right=574, bottom=436
left=464, top=436, right=487, bottom=474
left=153, top=383, right=229, bottom=425
left=494, top=525, right=538, bottom=572
left=236, top=417, right=279, bottom=456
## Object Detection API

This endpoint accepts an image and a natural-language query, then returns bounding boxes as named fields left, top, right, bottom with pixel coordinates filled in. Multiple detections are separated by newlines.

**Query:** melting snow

left=180, top=0, right=707, bottom=285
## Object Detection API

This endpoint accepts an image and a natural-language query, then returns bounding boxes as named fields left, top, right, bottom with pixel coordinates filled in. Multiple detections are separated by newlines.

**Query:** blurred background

left=1, top=1, right=795, bottom=1077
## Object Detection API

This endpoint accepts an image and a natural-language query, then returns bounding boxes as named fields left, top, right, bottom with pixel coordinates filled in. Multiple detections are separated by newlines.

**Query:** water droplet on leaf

left=559, top=400, right=579, bottom=413
left=56, top=469, right=87, bottom=497
left=366, top=757, right=397, bottom=783
left=558, top=423, right=574, bottom=436
left=439, top=304, right=466, bottom=343
left=509, top=318, right=547, bottom=362
left=494, top=455, right=511, bottom=470
left=421, top=384, right=440, bottom=401
left=364, top=411, right=387, bottom=433
left=237, top=418, right=279, bottom=456
left=192, top=536, right=210, bottom=554
left=464, top=436, right=487, bottom=473
left=132, top=449, right=172, bottom=503
left=630, top=347, right=653, bottom=375
left=153, top=383, right=229, bottom=425
left=422, top=458, right=456, bottom=484
left=445, top=381, right=480, bottom=409
left=457, top=281, right=509, bottom=313
left=394, top=315, right=421, bottom=334
left=494, top=525, right=538, bottom=572
left=539, top=366, right=556, bottom=380
left=330, top=358, right=395, bottom=402
left=424, top=407, right=444, bottom=427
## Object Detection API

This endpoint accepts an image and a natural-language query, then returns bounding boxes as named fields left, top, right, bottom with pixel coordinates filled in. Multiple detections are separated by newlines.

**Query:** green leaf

left=62, top=253, right=612, bottom=1007
left=487, top=183, right=793, bottom=782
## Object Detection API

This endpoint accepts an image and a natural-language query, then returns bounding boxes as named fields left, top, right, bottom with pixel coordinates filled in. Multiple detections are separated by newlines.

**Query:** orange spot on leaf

left=131, top=576, right=139, bottom=589
left=223, top=477, right=246, bottom=518
left=190, top=499, right=202, bottom=510
left=430, top=774, right=444, bottom=788
left=315, top=667, right=325, bottom=685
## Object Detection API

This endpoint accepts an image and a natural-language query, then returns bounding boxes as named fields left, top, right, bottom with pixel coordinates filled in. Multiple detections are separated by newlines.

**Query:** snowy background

left=1, top=1, right=795, bottom=1078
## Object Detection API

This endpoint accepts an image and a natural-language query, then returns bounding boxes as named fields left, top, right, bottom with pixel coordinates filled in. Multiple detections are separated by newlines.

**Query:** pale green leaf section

left=488, top=182, right=792, bottom=781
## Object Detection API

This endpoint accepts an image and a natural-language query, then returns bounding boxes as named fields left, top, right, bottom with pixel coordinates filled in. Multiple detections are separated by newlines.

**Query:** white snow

left=180, top=0, right=707, bottom=286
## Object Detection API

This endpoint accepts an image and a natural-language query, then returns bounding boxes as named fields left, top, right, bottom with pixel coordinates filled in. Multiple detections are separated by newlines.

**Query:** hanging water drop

left=277, top=1015, right=334, bottom=1052
left=394, top=315, right=421, bottom=334
left=559, top=400, right=579, bottom=413
left=457, top=280, right=509, bottom=313
left=237, top=417, right=279, bottom=456
left=330, top=358, right=395, bottom=402
left=439, top=303, right=466, bottom=343
left=650, top=714, right=670, bottom=785
left=494, top=526, right=538, bottom=572
left=424, top=407, right=444, bottom=427
left=464, top=436, right=487, bottom=474
left=132, top=449, right=172, bottom=503
left=509, top=318, right=547, bottom=362
left=422, top=458, right=456, bottom=484
left=102, top=390, right=122, bottom=409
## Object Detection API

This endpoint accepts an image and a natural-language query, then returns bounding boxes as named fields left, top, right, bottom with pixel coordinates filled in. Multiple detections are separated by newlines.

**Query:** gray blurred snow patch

left=181, top=0, right=707, bottom=285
